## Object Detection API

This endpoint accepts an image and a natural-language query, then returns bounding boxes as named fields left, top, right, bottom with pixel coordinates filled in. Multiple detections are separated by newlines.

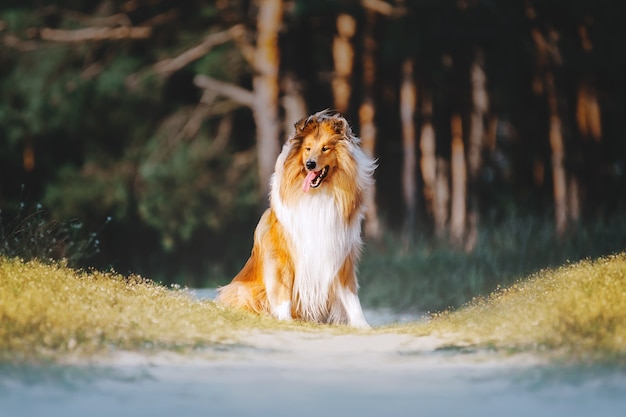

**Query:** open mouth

left=302, top=165, right=330, bottom=192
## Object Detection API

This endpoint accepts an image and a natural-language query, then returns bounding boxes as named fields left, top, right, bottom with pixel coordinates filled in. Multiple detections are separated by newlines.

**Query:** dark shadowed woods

left=1, top=0, right=625, bottom=309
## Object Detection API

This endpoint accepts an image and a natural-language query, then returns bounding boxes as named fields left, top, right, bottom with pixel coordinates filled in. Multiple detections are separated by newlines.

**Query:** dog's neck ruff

left=270, top=177, right=362, bottom=322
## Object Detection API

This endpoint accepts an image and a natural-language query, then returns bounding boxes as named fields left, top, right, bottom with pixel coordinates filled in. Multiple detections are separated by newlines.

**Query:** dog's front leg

left=332, top=257, right=370, bottom=328
left=338, top=286, right=370, bottom=329
left=263, top=259, right=294, bottom=321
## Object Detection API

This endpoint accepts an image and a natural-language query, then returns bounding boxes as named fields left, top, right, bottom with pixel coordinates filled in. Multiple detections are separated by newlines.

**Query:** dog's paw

left=350, top=318, right=371, bottom=329
left=273, top=301, right=293, bottom=321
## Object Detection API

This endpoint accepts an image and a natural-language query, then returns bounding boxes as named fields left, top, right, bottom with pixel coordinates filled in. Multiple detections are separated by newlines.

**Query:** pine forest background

left=1, top=0, right=625, bottom=311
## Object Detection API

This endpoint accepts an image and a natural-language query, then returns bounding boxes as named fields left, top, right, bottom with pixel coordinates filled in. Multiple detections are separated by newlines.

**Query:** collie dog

left=216, top=110, right=376, bottom=328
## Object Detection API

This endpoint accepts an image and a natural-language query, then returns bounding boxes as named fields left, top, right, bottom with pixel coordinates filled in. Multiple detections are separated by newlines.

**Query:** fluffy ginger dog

left=216, top=110, right=376, bottom=328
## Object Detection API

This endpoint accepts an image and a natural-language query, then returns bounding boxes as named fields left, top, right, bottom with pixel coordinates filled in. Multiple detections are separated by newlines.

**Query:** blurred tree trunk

left=465, top=49, right=488, bottom=251
left=576, top=22, right=602, bottom=143
left=434, top=157, right=450, bottom=239
left=449, top=113, right=466, bottom=246
left=543, top=51, right=568, bottom=237
left=359, top=9, right=382, bottom=239
left=576, top=81, right=602, bottom=143
left=400, top=59, right=417, bottom=248
left=281, top=72, right=307, bottom=138
left=253, top=0, right=283, bottom=201
left=189, top=2, right=283, bottom=202
left=529, top=4, right=571, bottom=237
left=575, top=21, right=603, bottom=219
left=420, top=90, right=436, bottom=218
left=332, top=13, right=356, bottom=114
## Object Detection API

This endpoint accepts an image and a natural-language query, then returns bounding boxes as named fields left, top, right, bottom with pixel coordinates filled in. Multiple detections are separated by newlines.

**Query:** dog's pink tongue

left=302, top=171, right=317, bottom=193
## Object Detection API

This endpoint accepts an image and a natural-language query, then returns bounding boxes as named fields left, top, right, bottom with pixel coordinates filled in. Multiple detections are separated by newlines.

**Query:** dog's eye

left=322, top=147, right=329, bottom=152
left=305, top=147, right=311, bottom=152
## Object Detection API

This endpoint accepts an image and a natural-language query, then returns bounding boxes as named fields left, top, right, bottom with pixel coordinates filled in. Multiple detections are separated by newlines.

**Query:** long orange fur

left=216, top=110, right=376, bottom=327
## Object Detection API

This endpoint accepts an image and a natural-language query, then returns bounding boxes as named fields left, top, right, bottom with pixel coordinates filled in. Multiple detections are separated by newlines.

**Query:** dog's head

left=291, top=110, right=357, bottom=192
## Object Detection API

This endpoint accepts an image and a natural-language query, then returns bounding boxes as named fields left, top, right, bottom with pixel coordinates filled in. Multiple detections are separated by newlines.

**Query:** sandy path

left=3, top=329, right=624, bottom=417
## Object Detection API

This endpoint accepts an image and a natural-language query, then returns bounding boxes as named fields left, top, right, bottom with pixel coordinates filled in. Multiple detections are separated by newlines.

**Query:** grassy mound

left=407, top=252, right=626, bottom=362
left=1, top=253, right=625, bottom=363
left=0, top=258, right=298, bottom=361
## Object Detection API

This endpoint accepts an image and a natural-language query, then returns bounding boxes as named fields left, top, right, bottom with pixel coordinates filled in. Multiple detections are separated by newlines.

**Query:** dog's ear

left=290, top=115, right=312, bottom=144
left=330, top=117, right=347, bottom=136
left=330, top=116, right=358, bottom=143
left=294, top=115, right=312, bottom=135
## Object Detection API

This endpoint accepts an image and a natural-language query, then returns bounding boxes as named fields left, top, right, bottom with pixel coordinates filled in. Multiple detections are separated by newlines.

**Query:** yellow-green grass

left=0, top=258, right=310, bottom=362
left=1, top=253, right=625, bottom=363
left=397, top=252, right=626, bottom=362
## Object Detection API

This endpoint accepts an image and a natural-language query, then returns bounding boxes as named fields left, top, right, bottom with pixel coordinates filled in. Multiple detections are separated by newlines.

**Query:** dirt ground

left=2, top=325, right=626, bottom=417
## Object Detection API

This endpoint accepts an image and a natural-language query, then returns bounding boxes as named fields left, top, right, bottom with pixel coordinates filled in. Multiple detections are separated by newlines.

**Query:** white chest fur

left=271, top=186, right=362, bottom=322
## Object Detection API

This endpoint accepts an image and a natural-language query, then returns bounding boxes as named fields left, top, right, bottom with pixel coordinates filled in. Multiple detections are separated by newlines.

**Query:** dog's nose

left=306, top=160, right=316, bottom=170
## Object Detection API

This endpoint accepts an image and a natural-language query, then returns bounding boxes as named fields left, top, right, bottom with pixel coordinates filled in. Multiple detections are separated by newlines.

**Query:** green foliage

left=193, top=45, right=248, bottom=83
left=136, top=123, right=258, bottom=249
left=1, top=46, right=75, bottom=143
left=0, top=2, right=256, bottom=272
left=43, top=164, right=132, bottom=222
left=93, top=56, right=143, bottom=96
left=0, top=8, right=40, bottom=34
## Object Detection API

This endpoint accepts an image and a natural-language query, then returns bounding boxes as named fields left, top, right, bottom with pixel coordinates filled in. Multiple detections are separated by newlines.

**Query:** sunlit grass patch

left=0, top=258, right=310, bottom=362
left=3, top=253, right=625, bottom=364
left=400, top=252, right=626, bottom=362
